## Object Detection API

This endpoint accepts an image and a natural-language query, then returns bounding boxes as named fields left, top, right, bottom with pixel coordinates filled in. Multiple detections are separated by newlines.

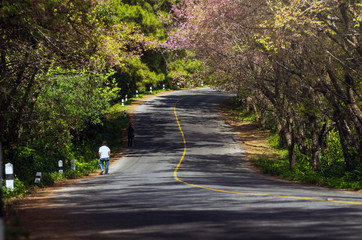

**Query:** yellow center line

left=173, top=98, right=362, bottom=206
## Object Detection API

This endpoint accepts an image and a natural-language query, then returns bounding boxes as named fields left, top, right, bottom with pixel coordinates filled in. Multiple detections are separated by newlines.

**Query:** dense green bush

left=254, top=149, right=362, bottom=191
left=227, top=97, right=256, bottom=122
left=2, top=177, right=28, bottom=199
left=268, top=133, right=282, bottom=150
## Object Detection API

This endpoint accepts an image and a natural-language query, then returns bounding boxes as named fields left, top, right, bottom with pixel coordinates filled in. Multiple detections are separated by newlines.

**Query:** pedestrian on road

left=127, top=122, right=135, bottom=147
left=99, top=141, right=111, bottom=175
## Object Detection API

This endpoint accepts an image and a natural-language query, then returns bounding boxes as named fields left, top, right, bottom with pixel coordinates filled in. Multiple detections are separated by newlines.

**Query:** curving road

left=32, top=88, right=362, bottom=239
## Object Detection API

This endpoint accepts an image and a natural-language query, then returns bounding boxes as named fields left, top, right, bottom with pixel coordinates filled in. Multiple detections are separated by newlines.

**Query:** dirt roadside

left=4, top=90, right=278, bottom=239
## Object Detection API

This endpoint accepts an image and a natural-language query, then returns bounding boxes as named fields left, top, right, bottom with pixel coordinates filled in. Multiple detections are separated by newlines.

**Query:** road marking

left=173, top=98, right=362, bottom=206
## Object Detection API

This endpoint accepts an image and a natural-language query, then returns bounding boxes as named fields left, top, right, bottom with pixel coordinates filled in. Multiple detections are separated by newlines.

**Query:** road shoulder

left=219, top=101, right=282, bottom=172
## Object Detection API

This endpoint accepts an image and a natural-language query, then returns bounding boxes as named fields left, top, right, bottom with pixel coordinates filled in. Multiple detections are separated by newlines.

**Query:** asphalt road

left=39, top=88, right=362, bottom=240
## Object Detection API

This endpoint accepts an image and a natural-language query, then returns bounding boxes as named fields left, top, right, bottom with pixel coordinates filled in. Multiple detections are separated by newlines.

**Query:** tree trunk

left=295, top=122, right=308, bottom=156
left=345, top=74, right=362, bottom=163
left=336, top=118, right=356, bottom=170
left=319, top=70, right=361, bottom=167
left=310, top=116, right=321, bottom=171
left=285, top=117, right=296, bottom=169
left=260, top=109, right=266, bottom=128
left=274, top=115, right=287, bottom=148
left=252, top=101, right=260, bottom=122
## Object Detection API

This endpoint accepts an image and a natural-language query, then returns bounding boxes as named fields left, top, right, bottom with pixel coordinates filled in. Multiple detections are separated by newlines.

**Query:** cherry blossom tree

left=168, top=0, right=361, bottom=170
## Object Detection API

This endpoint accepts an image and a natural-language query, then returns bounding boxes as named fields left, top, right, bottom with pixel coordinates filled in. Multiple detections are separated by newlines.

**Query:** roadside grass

left=254, top=153, right=362, bottom=191
left=227, top=97, right=256, bottom=122
left=226, top=97, right=362, bottom=191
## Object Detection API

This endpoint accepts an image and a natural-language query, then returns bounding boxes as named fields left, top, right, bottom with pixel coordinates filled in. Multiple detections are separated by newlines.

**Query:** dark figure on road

left=127, top=122, right=135, bottom=147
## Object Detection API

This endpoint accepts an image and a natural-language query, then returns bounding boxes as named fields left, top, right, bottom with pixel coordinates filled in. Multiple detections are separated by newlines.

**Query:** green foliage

left=167, top=56, right=203, bottom=87
left=97, top=0, right=167, bottom=38
left=11, top=147, right=50, bottom=186
left=227, top=97, right=256, bottom=122
left=254, top=119, right=362, bottom=190
left=255, top=148, right=362, bottom=191
left=2, top=177, right=28, bottom=199
left=76, top=100, right=130, bottom=159
left=254, top=122, right=362, bottom=190
left=37, top=70, right=120, bottom=128
left=123, top=0, right=173, bottom=12
left=119, top=56, right=166, bottom=93
left=228, top=97, right=243, bottom=110
left=268, top=133, right=282, bottom=150
left=322, top=129, right=344, bottom=164
left=5, top=69, right=120, bottom=187
left=95, top=0, right=202, bottom=94
left=33, top=172, right=55, bottom=187
left=66, top=159, right=99, bottom=179
left=95, top=0, right=176, bottom=96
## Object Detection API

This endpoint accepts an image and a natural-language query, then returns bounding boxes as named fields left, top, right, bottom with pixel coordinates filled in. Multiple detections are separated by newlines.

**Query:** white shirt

left=99, top=146, right=110, bottom=159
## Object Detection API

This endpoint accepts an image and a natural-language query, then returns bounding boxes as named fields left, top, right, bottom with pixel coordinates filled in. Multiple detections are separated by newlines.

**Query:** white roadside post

left=125, top=94, right=128, bottom=102
left=71, top=160, right=76, bottom=171
left=5, top=163, right=14, bottom=191
left=136, top=90, right=138, bottom=98
left=58, top=160, right=63, bottom=174
left=124, top=110, right=127, bottom=118
left=150, top=87, right=152, bottom=94
left=34, top=172, right=42, bottom=185
left=201, top=81, right=204, bottom=87
left=122, top=99, right=124, bottom=107
left=163, top=84, right=165, bottom=90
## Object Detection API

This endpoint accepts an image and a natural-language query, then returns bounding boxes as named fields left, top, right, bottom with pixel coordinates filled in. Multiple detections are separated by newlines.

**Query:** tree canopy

left=0, top=0, right=202, bottom=187
left=169, top=0, right=361, bottom=170
left=3, top=0, right=360, bottom=194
